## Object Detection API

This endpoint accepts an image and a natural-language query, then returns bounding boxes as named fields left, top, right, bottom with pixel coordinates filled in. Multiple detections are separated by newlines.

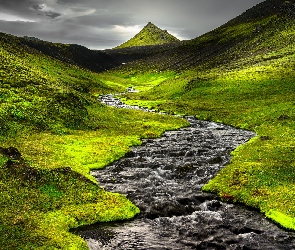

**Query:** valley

left=1, top=0, right=295, bottom=248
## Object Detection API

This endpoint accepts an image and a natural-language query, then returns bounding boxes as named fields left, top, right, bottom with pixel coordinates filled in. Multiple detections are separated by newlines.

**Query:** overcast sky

left=0, top=0, right=265, bottom=50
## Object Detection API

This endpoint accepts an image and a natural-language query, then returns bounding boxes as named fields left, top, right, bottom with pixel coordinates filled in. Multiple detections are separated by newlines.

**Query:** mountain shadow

left=19, top=36, right=120, bottom=73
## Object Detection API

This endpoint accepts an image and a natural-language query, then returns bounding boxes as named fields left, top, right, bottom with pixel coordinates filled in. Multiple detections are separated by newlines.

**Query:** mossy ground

left=117, top=74, right=295, bottom=231
left=0, top=107, right=187, bottom=249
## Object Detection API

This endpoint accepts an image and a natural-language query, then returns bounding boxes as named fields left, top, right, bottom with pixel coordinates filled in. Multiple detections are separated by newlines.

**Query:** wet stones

left=98, top=94, right=154, bottom=112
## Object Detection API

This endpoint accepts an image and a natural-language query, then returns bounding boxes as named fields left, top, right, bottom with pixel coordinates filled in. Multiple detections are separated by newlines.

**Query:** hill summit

left=115, top=22, right=180, bottom=49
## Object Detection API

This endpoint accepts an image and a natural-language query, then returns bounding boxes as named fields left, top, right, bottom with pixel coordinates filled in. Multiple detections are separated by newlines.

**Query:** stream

left=74, top=94, right=295, bottom=249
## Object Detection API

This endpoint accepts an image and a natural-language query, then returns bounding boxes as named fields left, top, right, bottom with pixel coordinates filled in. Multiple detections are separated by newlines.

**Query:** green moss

left=0, top=105, right=187, bottom=248
left=0, top=161, right=140, bottom=249
left=266, top=210, right=295, bottom=230
left=3, top=1, right=295, bottom=247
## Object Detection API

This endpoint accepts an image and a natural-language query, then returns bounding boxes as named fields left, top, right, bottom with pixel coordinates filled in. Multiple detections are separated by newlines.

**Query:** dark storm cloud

left=31, top=4, right=45, bottom=11
left=45, top=12, right=62, bottom=19
left=0, top=0, right=265, bottom=49
left=0, top=0, right=37, bottom=19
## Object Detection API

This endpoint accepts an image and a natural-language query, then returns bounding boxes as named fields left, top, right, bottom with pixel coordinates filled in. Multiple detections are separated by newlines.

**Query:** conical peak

left=141, top=22, right=163, bottom=34
left=115, top=22, right=179, bottom=49
left=145, top=22, right=158, bottom=28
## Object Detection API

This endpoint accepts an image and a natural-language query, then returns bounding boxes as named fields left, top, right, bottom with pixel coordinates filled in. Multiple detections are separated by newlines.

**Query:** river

left=74, top=94, right=295, bottom=250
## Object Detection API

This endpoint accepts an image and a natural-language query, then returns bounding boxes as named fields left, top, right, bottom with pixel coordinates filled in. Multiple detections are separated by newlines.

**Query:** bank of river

left=74, top=94, right=295, bottom=249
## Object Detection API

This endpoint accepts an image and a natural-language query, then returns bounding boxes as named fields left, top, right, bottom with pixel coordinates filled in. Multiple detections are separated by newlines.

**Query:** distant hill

left=0, top=31, right=118, bottom=135
left=20, top=36, right=120, bottom=72
left=117, top=0, right=295, bottom=72
left=115, top=22, right=180, bottom=49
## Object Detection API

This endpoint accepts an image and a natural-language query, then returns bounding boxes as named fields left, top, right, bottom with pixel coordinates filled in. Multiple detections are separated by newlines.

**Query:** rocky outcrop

left=0, top=147, right=22, bottom=160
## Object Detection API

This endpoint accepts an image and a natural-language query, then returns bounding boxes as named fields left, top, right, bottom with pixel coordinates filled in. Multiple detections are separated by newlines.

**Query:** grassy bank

left=3, top=0, right=295, bottom=247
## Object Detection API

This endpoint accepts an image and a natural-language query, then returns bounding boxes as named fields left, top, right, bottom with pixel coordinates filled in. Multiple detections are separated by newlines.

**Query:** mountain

left=115, top=22, right=180, bottom=49
left=118, top=0, right=295, bottom=72
left=105, top=42, right=180, bottom=64
left=3, top=0, right=295, bottom=248
left=0, top=31, right=115, bottom=134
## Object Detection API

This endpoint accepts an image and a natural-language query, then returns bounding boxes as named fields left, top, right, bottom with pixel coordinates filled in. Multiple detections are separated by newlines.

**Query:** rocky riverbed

left=74, top=94, right=295, bottom=250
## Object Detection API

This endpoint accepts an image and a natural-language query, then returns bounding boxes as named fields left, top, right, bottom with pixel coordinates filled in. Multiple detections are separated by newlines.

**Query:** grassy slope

left=0, top=33, right=188, bottom=249
left=115, top=22, right=179, bottom=49
left=110, top=0, right=295, bottom=230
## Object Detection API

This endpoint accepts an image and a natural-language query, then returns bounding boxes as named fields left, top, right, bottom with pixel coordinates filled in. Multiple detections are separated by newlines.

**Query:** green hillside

left=109, top=0, right=295, bottom=230
left=0, top=32, right=187, bottom=249
left=115, top=22, right=180, bottom=49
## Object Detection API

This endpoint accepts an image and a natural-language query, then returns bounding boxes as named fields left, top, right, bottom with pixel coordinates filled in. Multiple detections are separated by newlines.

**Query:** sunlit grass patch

left=0, top=103, right=188, bottom=177
left=0, top=159, right=139, bottom=249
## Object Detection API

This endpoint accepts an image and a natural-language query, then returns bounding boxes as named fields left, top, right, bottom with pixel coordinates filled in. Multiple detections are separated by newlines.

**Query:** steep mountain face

left=115, top=22, right=180, bottom=49
left=20, top=36, right=120, bottom=72
left=117, top=0, right=295, bottom=72
left=224, top=0, right=294, bottom=26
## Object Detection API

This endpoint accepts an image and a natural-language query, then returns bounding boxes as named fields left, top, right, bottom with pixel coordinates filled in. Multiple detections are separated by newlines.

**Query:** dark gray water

left=75, top=94, right=295, bottom=250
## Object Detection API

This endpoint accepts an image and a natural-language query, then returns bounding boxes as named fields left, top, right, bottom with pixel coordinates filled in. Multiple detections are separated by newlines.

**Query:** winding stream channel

left=75, top=94, right=295, bottom=249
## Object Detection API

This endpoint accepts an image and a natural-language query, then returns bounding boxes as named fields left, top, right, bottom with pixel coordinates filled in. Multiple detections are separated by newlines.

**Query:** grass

left=98, top=70, right=176, bottom=92
left=0, top=106, right=187, bottom=249
left=121, top=75, right=295, bottom=230
left=1, top=105, right=188, bottom=180
left=0, top=160, right=139, bottom=249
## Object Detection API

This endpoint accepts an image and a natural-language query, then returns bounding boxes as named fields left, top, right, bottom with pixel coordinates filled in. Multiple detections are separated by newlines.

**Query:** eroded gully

left=74, top=94, right=295, bottom=250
